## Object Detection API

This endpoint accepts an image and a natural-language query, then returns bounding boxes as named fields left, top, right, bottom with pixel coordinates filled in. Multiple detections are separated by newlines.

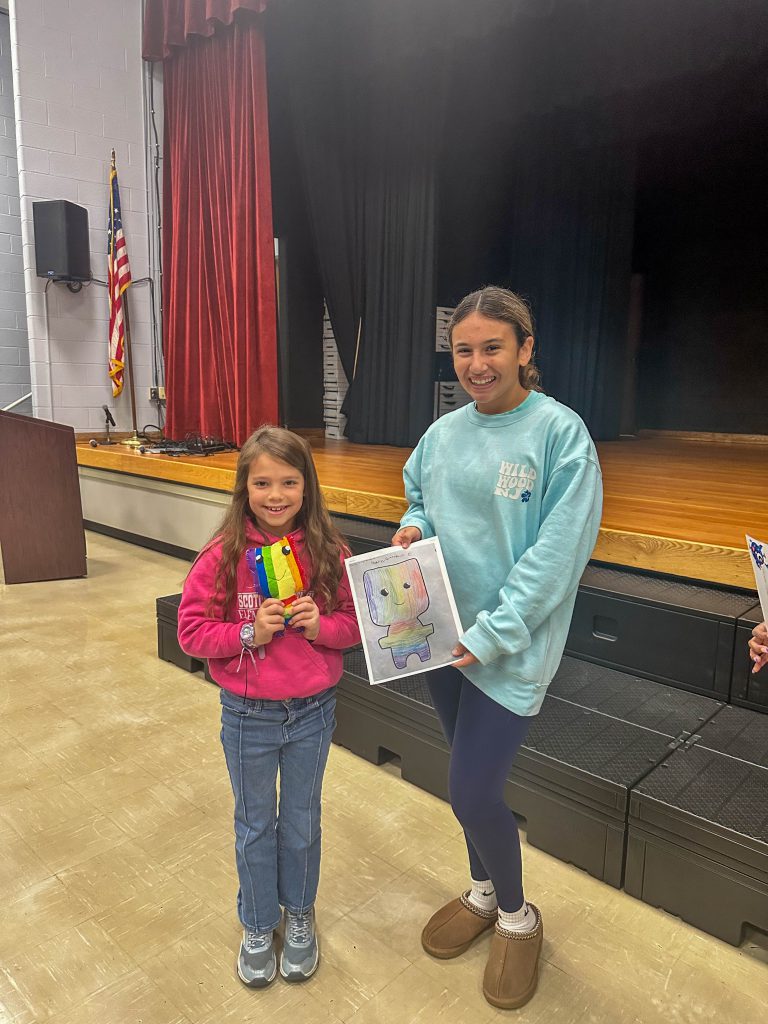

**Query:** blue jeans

left=219, top=685, right=336, bottom=933
left=428, top=666, right=531, bottom=912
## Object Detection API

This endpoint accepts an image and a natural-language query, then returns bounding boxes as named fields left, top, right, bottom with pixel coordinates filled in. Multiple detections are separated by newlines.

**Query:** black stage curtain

left=269, top=2, right=446, bottom=446
left=505, top=118, right=637, bottom=440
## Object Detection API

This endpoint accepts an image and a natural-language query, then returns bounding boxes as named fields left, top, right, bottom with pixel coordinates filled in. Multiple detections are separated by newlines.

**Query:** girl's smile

left=452, top=312, right=533, bottom=415
left=247, top=454, right=305, bottom=535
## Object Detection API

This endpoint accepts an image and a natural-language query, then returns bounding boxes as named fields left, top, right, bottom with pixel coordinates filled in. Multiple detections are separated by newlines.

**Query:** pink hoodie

left=177, top=524, right=360, bottom=700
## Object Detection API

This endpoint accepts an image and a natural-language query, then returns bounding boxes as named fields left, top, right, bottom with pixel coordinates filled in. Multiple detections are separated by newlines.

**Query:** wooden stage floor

left=76, top=431, right=768, bottom=590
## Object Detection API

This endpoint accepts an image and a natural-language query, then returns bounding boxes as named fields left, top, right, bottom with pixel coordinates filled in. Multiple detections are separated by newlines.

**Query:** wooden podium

left=0, top=410, right=87, bottom=584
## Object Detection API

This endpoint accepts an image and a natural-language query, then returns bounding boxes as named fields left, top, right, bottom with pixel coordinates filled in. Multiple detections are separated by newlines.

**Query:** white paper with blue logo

left=746, top=535, right=768, bottom=621
left=344, top=537, right=464, bottom=685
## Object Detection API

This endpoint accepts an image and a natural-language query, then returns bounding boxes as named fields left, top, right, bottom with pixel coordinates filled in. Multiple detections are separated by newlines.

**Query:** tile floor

left=0, top=532, right=765, bottom=1023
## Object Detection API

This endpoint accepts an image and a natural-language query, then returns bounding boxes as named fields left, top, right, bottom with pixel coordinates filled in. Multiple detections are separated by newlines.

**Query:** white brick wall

left=9, top=0, right=155, bottom=433
left=0, top=11, right=31, bottom=416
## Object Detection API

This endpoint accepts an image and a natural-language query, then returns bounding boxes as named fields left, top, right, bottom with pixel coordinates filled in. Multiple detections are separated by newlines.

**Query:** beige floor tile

left=174, top=844, right=238, bottom=909
left=37, top=732, right=129, bottom=782
left=545, top=913, right=690, bottom=1021
left=70, top=759, right=159, bottom=807
left=330, top=811, right=461, bottom=876
left=45, top=967, right=190, bottom=1024
left=677, top=927, right=768, bottom=1004
left=133, top=810, right=230, bottom=877
left=24, top=810, right=128, bottom=875
left=0, top=779, right=100, bottom=836
left=0, top=736, right=71, bottom=802
left=317, top=840, right=403, bottom=930
left=347, top=869, right=446, bottom=963
left=0, top=829, right=54, bottom=896
left=95, top=875, right=220, bottom=964
left=405, top=833, right=472, bottom=896
left=94, top=781, right=202, bottom=839
left=305, top=914, right=411, bottom=1021
left=0, top=919, right=137, bottom=1023
left=0, top=875, right=94, bottom=961
left=345, top=959, right=493, bottom=1024
left=57, top=838, right=175, bottom=914
left=652, top=952, right=768, bottom=1024
left=136, top=739, right=224, bottom=786
left=3, top=708, right=90, bottom=757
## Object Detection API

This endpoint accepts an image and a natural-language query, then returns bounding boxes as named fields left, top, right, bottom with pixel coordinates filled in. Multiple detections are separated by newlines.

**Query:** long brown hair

left=448, top=286, right=543, bottom=391
left=201, top=426, right=348, bottom=617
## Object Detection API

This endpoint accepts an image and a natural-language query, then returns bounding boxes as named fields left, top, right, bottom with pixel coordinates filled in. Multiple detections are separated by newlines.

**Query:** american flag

left=108, top=159, right=132, bottom=397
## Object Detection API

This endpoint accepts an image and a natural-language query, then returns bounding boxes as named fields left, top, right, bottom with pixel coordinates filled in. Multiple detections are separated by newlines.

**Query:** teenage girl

left=393, top=287, right=603, bottom=1010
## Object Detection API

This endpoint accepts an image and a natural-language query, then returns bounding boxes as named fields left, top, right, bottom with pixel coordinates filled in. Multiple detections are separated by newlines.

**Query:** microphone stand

left=89, top=405, right=118, bottom=447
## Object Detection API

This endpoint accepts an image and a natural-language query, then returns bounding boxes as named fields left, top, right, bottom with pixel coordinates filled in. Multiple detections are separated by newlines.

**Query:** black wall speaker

left=32, top=200, right=91, bottom=281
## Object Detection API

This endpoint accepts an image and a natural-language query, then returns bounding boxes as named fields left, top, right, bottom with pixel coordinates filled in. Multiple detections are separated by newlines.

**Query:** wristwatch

left=239, top=622, right=256, bottom=648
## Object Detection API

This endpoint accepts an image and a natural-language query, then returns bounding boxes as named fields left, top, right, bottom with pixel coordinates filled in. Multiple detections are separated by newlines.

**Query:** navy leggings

left=428, top=666, right=531, bottom=912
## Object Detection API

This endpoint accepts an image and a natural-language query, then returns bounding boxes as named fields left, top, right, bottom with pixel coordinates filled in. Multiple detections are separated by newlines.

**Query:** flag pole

left=109, top=147, right=141, bottom=448
left=120, top=294, right=141, bottom=447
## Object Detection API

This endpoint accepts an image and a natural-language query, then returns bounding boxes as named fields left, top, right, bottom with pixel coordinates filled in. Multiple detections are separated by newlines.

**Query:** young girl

left=393, top=287, right=603, bottom=1010
left=178, top=426, right=360, bottom=988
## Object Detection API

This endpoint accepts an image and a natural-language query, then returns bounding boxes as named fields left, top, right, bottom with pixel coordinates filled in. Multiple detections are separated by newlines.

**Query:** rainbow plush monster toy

left=246, top=536, right=308, bottom=627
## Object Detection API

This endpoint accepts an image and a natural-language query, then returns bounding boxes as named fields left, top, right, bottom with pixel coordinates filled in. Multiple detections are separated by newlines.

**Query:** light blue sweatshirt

left=400, top=390, right=603, bottom=715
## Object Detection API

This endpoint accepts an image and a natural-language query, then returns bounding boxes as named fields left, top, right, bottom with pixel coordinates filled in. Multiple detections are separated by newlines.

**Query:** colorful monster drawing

left=246, top=536, right=308, bottom=624
left=363, top=559, right=435, bottom=669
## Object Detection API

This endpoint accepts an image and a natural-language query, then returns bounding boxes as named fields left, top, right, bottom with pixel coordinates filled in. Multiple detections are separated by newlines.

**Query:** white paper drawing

left=345, top=538, right=464, bottom=685
left=746, top=534, right=768, bottom=621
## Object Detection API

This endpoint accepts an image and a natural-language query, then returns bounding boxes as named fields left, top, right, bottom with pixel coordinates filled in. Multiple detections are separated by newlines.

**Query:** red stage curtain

left=152, top=12, right=277, bottom=445
left=142, top=0, right=269, bottom=61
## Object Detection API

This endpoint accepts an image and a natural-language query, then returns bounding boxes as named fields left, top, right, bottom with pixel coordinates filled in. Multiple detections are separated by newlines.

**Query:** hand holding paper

left=749, top=621, right=768, bottom=674
left=746, top=535, right=768, bottom=674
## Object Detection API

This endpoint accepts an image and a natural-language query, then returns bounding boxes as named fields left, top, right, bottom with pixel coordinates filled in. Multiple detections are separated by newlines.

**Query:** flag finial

left=111, top=149, right=116, bottom=168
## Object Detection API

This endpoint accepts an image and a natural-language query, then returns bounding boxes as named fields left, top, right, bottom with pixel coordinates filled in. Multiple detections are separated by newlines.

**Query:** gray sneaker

left=280, top=908, right=319, bottom=981
left=237, top=928, right=277, bottom=987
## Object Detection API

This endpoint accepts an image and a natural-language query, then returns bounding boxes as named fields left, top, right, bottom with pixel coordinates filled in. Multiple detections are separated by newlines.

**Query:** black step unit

left=335, top=651, right=701, bottom=887
left=157, top=594, right=203, bottom=673
left=156, top=593, right=214, bottom=682
left=695, top=703, right=768, bottom=768
left=330, top=514, right=398, bottom=556
left=731, top=603, right=768, bottom=713
left=625, top=725, right=768, bottom=945
left=550, top=657, right=722, bottom=737
left=566, top=566, right=757, bottom=699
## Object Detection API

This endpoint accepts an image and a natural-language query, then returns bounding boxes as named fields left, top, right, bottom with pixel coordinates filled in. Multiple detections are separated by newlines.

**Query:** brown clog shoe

left=421, top=891, right=497, bottom=959
left=482, top=903, right=543, bottom=1009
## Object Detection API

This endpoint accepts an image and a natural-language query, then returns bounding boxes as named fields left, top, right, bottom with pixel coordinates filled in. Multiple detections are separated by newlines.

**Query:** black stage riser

left=732, top=606, right=768, bottom=712
left=625, top=824, right=768, bottom=947
left=565, top=566, right=757, bottom=701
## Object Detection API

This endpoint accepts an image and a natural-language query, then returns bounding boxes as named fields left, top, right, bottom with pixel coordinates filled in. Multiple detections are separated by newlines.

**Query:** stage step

left=732, top=602, right=767, bottom=712
left=549, top=657, right=722, bottom=736
left=625, top=706, right=768, bottom=945
left=566, top=566, right=757, bottom=700
left=156, top=593, right=213, bottom=682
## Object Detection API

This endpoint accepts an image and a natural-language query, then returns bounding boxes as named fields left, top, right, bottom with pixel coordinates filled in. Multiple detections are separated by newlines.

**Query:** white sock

left=467, top=878, right=498, bottom=913
left=498, top=901, right=537, bottom=934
